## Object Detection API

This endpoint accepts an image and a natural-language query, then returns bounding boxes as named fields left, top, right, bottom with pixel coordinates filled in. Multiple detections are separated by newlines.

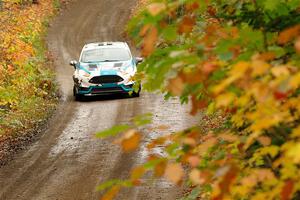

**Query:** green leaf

left=95, top=124, right=131, bottom=138
left=133, top=113, right=153, bottom=126
left=97, top=179, right=132, bottom=191
left=162, top=26, right=177, bottom=41
left=143, top=158, right=165, bottom=169
left=263, top=0, right=281, bottom=11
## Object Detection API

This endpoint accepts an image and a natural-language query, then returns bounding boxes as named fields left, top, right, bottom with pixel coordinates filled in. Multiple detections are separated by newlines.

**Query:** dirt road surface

left=0, top=0, right=195, bottom=199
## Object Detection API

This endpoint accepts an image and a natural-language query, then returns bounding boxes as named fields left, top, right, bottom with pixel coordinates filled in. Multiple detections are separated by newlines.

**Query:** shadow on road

left=77, top=94, right=139, bottom=102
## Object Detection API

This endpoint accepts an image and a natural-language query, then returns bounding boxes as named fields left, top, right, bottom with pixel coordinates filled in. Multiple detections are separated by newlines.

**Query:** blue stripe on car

left=79, top=66, right=91, bottom=74
left=100, top=69, right=117, bottom=75
left=78, top=84, right=133, bottom=94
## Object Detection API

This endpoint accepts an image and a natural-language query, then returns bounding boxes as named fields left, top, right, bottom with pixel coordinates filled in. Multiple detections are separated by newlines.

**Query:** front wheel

left=73, top=85, right=84, bottom=101
left=130, top=84, right=141, bottom=97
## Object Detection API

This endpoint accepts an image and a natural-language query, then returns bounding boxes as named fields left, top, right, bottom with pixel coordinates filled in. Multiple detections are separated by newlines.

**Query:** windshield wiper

left=83, top=60, right=121, bottom=63
left=101, top=60, right=120, bottom=62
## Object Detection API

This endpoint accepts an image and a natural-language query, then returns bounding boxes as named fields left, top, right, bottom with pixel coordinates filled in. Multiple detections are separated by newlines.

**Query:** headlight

left=79, top=70, right=90, bottom=77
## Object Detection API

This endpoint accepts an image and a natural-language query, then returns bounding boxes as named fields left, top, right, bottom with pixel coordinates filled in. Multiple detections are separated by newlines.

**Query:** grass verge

left=0, top=0, right=65, bottom=163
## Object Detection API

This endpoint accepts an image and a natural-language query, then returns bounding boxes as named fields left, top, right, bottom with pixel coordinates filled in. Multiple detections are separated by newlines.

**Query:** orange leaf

left=142, top=26, right=158, bottom=56
left=178, top=16, right=196, bottom=34
left=181, top=70, right=203, bottom=84
left=147, top=3, right=166, bottom=16
left=295, top=37, right=300, bottom=54
left=278, top=25, right=300, bottom=45
left=164, top=163, right=184, bottom=184
left=157, top=125, right=169, bottom=131
left=201, top=61, right=218, bottom=76
left=183, top=137, right=197, bottom=146
left=147, top=137, right=166, bottom=149
left=212, top=165, right=238, bottom=200
left=258, top=52, right=276, bottom=61
left=131, top=166, right=145, bottom=181
left=189, top=169, right=211, bottom=186
left=207, top=5, right=217, bottom=17
left=281, top=180, right=294, bottom=200
left=139, top=24, right=151, bottom=37
left=121, top=130, right=141, bottom=152
left=190, top=95, right=207, bottom=115
left=257, top=136, right=271, bottom=146
left=154, top=160, right=167, bottom=177
left=189, top=169, right=203, bottom=185
left=186, top=2, right=199, bottom=12
left=187, top=155, right=200, bottom=167
left=101, top=185, right=120, bottom=200
left=167, top=76, right=184, bottom=96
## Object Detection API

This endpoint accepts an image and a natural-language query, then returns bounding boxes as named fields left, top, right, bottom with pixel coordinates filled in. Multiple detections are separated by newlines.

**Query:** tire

left=132, top=91, right=140, bottom=97
left=73, top=85, right=84, bottom=101
left=131, top=84, right=141, bottom=97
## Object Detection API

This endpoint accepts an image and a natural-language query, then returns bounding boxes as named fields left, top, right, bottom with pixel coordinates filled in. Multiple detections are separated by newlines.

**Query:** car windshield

left=80, top=48, right=131, bottom=63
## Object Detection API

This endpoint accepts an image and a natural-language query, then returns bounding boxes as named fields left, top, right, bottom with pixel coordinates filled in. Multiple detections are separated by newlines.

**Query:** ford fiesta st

left=70, top=42, right=142, bottom=100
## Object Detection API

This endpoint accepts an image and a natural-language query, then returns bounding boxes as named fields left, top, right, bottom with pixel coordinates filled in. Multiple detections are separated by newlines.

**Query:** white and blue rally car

left=70, top=42, right=142, bottom=100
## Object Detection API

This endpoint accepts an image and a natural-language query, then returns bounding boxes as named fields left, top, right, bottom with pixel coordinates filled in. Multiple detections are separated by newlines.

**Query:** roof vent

left=114, top=63, right=123, bottom=68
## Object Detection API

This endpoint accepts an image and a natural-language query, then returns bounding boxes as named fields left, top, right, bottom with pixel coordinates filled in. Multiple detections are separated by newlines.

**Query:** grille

left=92, top=87, right=124, bottom=94
left=89, top=75, right=124, bottom=84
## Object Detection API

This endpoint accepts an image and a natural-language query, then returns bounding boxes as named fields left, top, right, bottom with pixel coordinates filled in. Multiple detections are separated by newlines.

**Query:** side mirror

left=135, top=57, right=144, bottom=65
left=69, top=60, right=78, bottom=69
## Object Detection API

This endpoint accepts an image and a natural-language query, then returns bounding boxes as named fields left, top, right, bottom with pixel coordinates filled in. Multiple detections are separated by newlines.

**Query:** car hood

left=78, top=60, right=134, bottom=76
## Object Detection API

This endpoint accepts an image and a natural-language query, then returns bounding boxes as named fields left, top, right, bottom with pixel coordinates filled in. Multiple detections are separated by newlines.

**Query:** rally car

left=70, top=42, right=142, bottom=100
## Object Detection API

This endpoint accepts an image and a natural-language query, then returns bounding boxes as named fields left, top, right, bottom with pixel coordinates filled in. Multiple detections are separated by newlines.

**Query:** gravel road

left=0, top=0, right=195, bottom=199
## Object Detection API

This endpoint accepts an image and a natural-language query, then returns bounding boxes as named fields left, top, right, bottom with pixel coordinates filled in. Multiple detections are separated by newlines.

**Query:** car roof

left=82, top=42, right=130, bottom=51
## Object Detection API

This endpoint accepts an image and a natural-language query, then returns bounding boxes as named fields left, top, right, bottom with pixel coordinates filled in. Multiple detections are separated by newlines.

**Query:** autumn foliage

left=98, top=0, right=300, bottom=199
left=0, top=0, right=58, bottom=136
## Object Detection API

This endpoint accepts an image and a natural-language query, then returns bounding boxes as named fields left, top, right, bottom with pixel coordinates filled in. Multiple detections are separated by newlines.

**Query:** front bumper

left=77, top=83, right=134, bottom=96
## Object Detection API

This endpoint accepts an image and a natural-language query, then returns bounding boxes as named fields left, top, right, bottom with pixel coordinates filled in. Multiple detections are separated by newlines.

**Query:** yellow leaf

left=289, top=72, right=300, bottom=90
left=164, top=163, right=184, bottom=184
left=196, top=137, right=218, bottom=155
left=251, top=60, right=271, bottom=77
left=286, top=143, right=300, bottom=163
left=229, top=61, right=250, bottom=77
left=218, top=133, right=239, bottom=142
left=212, top=76, right=236, bottom=94
left=271, top=66, right=290, bottom=77
left=215, top=92, right=235, bottom=108
left=291, top=126, right=300, bottom=138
